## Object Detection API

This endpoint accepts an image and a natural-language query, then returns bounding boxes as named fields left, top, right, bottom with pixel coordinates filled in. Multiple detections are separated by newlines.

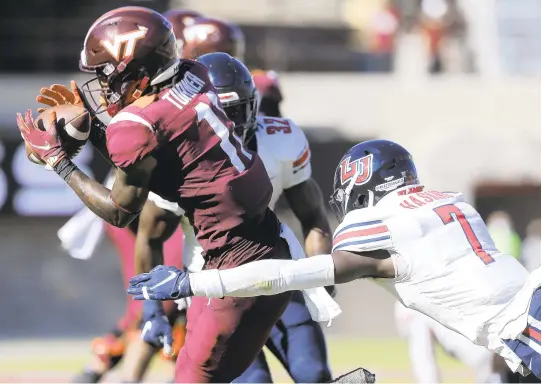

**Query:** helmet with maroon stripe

left=182, top=17, right=245, bottom=60
left=329, top=140, right=419, bottom=222
left=197, top=52, right=257, bottom=144
left=163, top=9, right=202, bottom=57
left=79, top=6, right=180, bottom=116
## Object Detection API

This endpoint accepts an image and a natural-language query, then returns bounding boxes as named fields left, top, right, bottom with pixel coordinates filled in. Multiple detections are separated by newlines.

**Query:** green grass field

left=0, top=337, right=475, bottom=383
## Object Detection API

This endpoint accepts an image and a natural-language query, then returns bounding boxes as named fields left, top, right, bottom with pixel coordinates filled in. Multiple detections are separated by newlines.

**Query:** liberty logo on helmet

left=101, top=25, right=148, bottom=61
left=339, top=154, right=373, bottom=186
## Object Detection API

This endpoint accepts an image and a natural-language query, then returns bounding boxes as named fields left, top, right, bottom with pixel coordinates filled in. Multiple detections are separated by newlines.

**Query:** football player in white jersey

left=129, top=139, right=541, bottom=380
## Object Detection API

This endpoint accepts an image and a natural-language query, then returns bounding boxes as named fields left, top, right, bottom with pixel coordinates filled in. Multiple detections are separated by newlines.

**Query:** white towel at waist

left=57, top=172, right=114, bottom=260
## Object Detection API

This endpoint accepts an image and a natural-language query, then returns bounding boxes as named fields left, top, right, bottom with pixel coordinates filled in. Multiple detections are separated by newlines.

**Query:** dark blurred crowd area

left=0, top=0, right=488, bottom=74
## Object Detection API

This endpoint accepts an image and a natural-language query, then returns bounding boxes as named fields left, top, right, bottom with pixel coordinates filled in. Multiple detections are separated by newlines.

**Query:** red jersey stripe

left=333, top=225, right=389, bottom=245
left=293, top=147, right=310, bottom=168
left=523, top=326, right=541, bottom=343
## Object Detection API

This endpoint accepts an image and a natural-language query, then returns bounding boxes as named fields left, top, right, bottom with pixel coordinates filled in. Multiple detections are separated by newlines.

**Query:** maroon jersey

left=106, top=61, right=278, bottom=267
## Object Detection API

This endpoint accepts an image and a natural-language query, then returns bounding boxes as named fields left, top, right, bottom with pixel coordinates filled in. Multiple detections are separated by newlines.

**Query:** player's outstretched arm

left=16, top=108, right=150, bottom=227
left=60, top=157, right=156, bottom=228
left=127, top=249, right=395, bottom=300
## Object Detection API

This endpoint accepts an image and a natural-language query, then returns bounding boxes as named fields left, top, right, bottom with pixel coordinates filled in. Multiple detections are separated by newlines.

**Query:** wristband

left=53, top=158, right=78, bottom=182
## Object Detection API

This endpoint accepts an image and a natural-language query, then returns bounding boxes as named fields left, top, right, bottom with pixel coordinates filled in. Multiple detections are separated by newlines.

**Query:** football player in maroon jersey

left=18, top=6, right=293, bottom=382
left=149, top=16, right=334, bottom=383
left=35, top=9, right=202, bottom=383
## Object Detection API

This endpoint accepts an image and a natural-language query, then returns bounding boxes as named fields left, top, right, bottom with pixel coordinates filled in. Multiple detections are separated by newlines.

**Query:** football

left=26, top=104, right=91, bottom=165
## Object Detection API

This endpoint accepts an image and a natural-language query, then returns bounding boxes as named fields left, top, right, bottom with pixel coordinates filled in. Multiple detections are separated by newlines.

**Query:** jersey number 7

left=433, top=204, right=495, bottom=265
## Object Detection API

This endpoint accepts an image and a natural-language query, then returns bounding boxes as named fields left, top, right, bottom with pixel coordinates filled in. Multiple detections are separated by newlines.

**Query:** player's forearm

left=285, top=178, right=332, bottom=256
left=56, top=159, right=137, bottom=227
left=189, top=254, right=335, bottom=298
left=135, top=237, right=164, bottom=274
left=135, top=201, right=180, bottom=273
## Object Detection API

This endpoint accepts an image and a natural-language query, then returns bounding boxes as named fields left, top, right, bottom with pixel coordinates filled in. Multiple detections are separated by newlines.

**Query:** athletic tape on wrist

left=53, top=158, right=78, bottom=182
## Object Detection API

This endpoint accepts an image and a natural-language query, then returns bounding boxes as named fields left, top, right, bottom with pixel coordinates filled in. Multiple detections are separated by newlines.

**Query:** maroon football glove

left=16, top=109, right=67, bottom=168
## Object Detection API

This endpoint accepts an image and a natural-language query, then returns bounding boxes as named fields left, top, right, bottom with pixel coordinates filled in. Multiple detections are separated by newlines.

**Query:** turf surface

left=0, top=337, right=476, bottom=383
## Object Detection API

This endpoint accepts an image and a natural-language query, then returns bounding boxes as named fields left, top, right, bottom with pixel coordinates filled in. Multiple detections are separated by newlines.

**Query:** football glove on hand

left=36, top=81, right=110, bottom=162
left=17, top=109, right=66, bottom=167
left=127, top=265, right=192, bottom=301
left=36, top=80, right=87, bottom=112
left=141, top=300, right=173, bottom=356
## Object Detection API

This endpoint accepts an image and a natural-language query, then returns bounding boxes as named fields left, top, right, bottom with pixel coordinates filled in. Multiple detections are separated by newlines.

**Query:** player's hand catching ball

left=16, top=109, right=66, bottom=168
left=36, top=80, right=86, bottom=113
left=127, top=265, right=192, bottom=301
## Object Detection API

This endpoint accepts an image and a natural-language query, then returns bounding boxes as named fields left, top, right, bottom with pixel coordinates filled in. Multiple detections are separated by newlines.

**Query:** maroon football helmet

left=181, top=17, right=245, bottom=60
left=163, top=9, right=202, bottom=57
left=79, top=6, right=179, bottom=116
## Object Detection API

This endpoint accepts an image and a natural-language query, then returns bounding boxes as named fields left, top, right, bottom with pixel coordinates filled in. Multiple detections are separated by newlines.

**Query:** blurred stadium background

left=0, top=0, right=540, bottom=382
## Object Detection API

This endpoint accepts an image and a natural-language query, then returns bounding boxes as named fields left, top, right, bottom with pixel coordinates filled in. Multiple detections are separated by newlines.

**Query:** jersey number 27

left=433, top=204, right=495, bottom=265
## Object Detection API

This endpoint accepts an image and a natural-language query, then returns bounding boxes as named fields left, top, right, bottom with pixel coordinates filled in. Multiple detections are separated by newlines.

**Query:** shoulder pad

left=332, top=209, right=393, bottom=253
left=106, top=110, right=158, bottom=169
left=256, top=116, right=310, bottom=165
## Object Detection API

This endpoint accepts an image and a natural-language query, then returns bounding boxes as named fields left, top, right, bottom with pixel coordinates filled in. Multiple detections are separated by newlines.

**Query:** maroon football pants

left=175, top=292, right=292, bottom=382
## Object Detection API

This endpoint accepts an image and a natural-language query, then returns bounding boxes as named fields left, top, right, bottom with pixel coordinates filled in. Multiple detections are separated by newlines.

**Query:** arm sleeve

left=332, top=219, right=393, bottom=252
left=282, top=121, right=312, bottom=189
left=189, top=254, right=335, bottom=298
left=106, top=111, right=159, bottom=169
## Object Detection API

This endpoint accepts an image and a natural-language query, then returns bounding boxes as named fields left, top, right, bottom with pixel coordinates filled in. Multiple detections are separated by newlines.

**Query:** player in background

left=394, top=302, right=506, bottom=383
left=21, top=7, right=336, bottom=382
left=129, top=139, right=541, bottom=380
left=252, top=69, right=283, bottom=118
left=36, top=9, right=202, bottom=383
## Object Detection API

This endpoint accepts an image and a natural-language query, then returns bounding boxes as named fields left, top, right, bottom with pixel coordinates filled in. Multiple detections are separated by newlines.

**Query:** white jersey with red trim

left=332, top=184, right=532, bottom=371
left=253, top=115, right=311, bottom=209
